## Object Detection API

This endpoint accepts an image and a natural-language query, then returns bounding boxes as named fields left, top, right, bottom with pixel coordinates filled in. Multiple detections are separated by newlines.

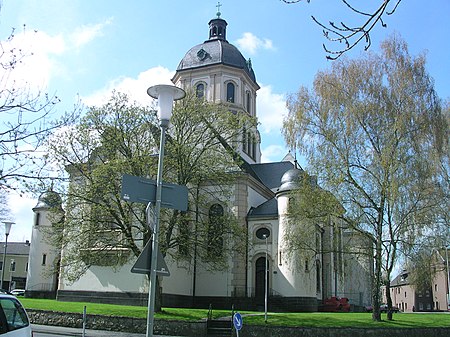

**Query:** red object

left=321, top=297, right=350, bottom=312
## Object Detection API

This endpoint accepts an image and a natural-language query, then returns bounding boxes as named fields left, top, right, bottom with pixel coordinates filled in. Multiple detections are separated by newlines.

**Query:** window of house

left=246, top=91, right=251, bottom=113
left=196, top=83, right=205, bottom=99
left=226, top=82, right=235, bottom=103
left=0, top=261, right=3, bottom=271
left=207, top=204, right=224, bottom=258
left=305, top=259, right=309, bottom=272
left=435, top=284, right=438, bottom=292
left=404, top=292, right=406, bottom=298
left=42, top=254, right=47, bottom=266
left=10, top=260, right=15, bottom=272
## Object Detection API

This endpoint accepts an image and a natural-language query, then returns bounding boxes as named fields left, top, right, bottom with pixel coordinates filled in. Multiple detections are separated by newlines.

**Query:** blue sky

left=1, top=0, right=449, bottom=241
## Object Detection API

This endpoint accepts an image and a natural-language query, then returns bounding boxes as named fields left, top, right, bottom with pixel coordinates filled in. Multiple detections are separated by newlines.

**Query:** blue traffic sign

left=233, top=312, right=243, bottom=331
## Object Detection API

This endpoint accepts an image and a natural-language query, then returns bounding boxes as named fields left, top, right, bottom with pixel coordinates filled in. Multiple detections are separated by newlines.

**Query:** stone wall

left=28, top=310, right=450, bottom=337
left=27, top=309, right=207, bottom=336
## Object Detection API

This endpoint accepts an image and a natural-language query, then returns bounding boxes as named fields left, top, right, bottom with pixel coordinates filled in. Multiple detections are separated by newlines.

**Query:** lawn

left=244, top=312, right=450, bottom=328
left=19, top=298, right=450, bottom=328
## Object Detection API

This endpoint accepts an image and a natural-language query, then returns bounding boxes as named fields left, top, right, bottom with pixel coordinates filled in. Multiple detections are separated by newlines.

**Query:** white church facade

left=25, top=14, right=373, bottom=312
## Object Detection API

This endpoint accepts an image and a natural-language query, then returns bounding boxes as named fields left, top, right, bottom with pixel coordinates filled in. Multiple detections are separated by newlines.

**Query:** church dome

left=33, top=190, right=62, bottom=210
left=277, top=168, right=306, bottom=193
left=176, top=17, right=257, bottom=84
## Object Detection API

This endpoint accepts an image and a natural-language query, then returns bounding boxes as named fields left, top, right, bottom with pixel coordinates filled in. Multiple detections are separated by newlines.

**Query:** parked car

left=365, top=304, right=400, bottom=313
left=0, top=293, right=32, bottom=336
left=321, top=296, right=351, bottom=312
left=380, top=303, right=400, bottom=313
left=10, top=289, right=25, bottom=297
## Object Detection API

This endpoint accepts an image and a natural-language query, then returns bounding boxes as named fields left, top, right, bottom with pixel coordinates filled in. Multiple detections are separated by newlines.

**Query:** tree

left=0, top=24, right=78, bottom=195
left=283, top=35, right=448, bottom=321
left=46, top=91, right=255, bottom=307
left=281, top=0, right=402, bottom=59
left=0, top=189, right=13, bottom=222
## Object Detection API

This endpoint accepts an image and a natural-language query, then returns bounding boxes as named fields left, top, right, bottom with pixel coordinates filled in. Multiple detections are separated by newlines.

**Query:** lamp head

left=2, top=221, right=14, bottom=236
left=147, top=84, right=186, bottom=123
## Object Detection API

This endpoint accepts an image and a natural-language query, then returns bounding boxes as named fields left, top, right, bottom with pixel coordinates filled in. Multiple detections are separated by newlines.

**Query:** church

left=25, top=12, right=372, bottom=312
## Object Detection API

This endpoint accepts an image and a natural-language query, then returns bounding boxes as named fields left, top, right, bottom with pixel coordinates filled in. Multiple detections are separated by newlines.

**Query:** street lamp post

left=145, top=84, right=185, bottom=337
left=1, top=221, right=14, bottom=291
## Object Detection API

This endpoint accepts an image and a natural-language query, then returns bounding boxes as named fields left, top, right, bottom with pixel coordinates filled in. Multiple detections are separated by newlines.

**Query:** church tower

left=26, top=190, right=63, bottom=298
left=172, top=11, right=261, bottom=164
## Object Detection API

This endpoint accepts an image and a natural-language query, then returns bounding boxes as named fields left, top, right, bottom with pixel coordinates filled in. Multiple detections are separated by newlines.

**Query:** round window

left=256, top=227, right=270, bottom=240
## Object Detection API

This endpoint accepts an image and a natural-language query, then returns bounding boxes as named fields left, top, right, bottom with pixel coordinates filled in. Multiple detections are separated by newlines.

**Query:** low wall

left=27, top=310, right=450, bottom=337
left=27, top=309, right=207, bottom=336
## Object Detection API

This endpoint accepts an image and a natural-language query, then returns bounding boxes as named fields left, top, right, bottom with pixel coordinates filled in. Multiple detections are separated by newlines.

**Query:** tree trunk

left=372, top=255, right=382, bottom=320
left=156, top=276, right=162, bottom=312
left=372, top=227, right=383, bottom=321
left=385, top=280, right=393, bottom=320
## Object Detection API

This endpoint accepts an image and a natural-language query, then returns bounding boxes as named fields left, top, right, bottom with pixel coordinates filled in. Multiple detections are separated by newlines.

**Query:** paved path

left=32, top=324, right=182, bottom=337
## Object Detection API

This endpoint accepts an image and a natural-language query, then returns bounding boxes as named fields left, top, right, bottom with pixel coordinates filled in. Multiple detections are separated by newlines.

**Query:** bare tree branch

left=281, top=0, right=403, bottom=59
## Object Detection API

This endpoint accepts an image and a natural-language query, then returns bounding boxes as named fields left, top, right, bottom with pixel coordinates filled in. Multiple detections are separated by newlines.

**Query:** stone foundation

left=27, top=309, right=450, bottom=337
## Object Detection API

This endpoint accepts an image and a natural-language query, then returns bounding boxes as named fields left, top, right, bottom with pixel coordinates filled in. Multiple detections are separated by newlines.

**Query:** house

left=26, top=12, right=373, bottom=312
left=385, top=249, right=449, bottom=312
left=0, top=241, right=30, bottom=291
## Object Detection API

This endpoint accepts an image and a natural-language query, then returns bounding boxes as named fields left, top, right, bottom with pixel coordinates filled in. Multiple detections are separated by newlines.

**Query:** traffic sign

left=233, top=312, right=243, bottom=331
left=131, top=241, right=170, bottom=277
left=121, top=174, right=188, bottom=211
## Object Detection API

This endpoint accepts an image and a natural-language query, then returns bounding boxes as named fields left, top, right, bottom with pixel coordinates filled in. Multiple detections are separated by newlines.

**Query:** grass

left=19, top=298, right=450, bottom=328
left=244, top=312, right=450, bottom=328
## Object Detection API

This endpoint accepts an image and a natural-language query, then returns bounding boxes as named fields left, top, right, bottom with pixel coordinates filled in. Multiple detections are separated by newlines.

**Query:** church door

left=255, top=257, right=269, bottom=304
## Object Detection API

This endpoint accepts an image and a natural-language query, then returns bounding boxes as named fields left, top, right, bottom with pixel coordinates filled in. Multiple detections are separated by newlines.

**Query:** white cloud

left=7, top=193, right=35, bottom=242
left=1, top=29, right=65, bottom=90
left=256, top=84, right=288, bottom=134
left=1, top=18, right=112, bottom=92
left=82, top=66, right=175, bottom=107
left=70, top=18, right=113, bottom=49
left=261, top=144, right=287, bottom=163
left=235, top=32, right=275, bottom=55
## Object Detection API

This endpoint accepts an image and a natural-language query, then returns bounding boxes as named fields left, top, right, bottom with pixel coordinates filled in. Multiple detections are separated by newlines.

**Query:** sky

left=1, top=0, right=449, bottom=242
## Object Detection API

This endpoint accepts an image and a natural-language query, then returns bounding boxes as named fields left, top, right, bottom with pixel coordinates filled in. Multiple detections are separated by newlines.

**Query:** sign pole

left=146, top=120, right=168, bottom=337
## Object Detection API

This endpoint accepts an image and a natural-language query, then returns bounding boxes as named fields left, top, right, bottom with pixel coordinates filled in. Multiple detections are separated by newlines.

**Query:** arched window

left=316, top=260, right=321, bottom=293
left=34, top=212, right=40, bottom=226
left=246, top=91, right=251, bottom=113
left=242, top=127, right=247, bottom=152
left=196, top=83, right=205, bottom=99
left=207, top=204, right=224, bottom=257
left=226, top=82, right=235, bottom=103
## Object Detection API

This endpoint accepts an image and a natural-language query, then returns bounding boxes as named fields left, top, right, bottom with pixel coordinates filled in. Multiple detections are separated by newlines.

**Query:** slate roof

left=177, top=40, right=257, bottom=84
left=249, top=161, right=294, bottom=191
left=248, top=198, right=278, bottom=219
left=176, top=17, right=257, bottom=85
left=391, top=271, right=410, bottom=287
left=0, top=242, right=30, bottom=256
left=246, top=161, right=295, bottom=219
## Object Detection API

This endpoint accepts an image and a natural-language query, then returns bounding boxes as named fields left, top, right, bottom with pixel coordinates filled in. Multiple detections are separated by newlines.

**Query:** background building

left=0, top=241, right=30, bottom=291
left=386, top=249, right=449, bottom=312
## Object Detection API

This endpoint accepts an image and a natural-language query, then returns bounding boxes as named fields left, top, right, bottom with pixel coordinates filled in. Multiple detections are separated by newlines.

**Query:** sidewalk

left=32, top=324, right=181, bottom=337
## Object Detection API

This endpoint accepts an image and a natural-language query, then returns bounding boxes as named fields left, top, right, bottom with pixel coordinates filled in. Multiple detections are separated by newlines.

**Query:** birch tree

left=283, top=35, right=448, bottom=321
